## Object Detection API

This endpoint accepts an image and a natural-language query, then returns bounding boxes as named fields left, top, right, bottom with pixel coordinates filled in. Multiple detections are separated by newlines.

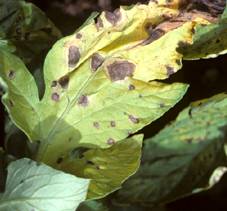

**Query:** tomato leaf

left=0, top=158, right=89, bottom=211
left=116, top=93, right=227, bottom=206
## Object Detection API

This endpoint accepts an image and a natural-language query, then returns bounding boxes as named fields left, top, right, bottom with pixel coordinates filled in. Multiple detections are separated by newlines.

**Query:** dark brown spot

left=51, top=93, right=60, bottom=102
left=105, top=9, right=121, bottom=25
left=9, top=100, right=14, bottom=107
left=8, top=70, right=15, bottom=79
left=216, top=39, right=220, bottom=43
left=186, top=139, right=193, bottom=144
left=87, top=160, right=95, bottom=165
left=110, top=121, right=116, bottom=127
left=78, top=95, right=88, bottom=107
left=107, top=61, right=135, bottom=81
left=129, top=84, right=135, bottom=90
left=91, top=53, right=104, bottom=71
left=95, top=17, right=104, bottom=29
left=145, top=22, right=154, bottom=35
left=56, top=157, right=63, bottom=164
left=176, top=59, right=181, bottom=65
left=166, top=66, right=175, bottom=77
left=76, top=33, right=82, bottom=39
left=128, top=115, right=139, bottom=124
left=28, top=159, right=33, bottom=165
left=160, top=103, right=165, bottom=108
left=93, top=121, right=100, bottom=129
left=58, top=75, right=69, bottom=89
left=189, top=107, right=193, bottom=118
left=15, top=27, right=21, bottom=35
left=68, top=46, right=80, bottom=68
left=107, top=138, right=116, bottom=145
left=51, top=80, right=58, bottom=87
left=20, top=180, right=24, bottom=184
left=36, top=140, right=41, bottom=145
left=178, top=41, right=190, bottom=49
left=142, top=28, right=165, bottom=45
left=191, top=0, right=226, bottom=17
left=150, top=28, right=165, bottom=41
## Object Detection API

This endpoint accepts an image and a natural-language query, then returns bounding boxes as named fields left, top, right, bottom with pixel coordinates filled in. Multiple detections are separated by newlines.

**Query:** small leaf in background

left=0, top=158, right=90, bottom=211
left=181, top=2, right=227, bottom=59
left=0, top=0, right=62, bottom=66
left=59, top=135, right=143, bottom=199
left=0, top=40, right=15, bottom=53
left=116, top=93, right=227, bottom=207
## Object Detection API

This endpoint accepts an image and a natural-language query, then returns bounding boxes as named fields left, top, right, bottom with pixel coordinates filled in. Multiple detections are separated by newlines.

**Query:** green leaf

left=0, top=158, right=90, bottom=211
left=182, top=3, right=227, bottom=59
left=59, top=135, right=143, bottom=199
left=0, top=49, right=39, bottom=141
left=78, top=200, right=108, bottom=211
left=0, top=0, right=61, bottom=64
left=116, top=93, right=227, bottom=206
left=0, top=40, right=15, bottom=53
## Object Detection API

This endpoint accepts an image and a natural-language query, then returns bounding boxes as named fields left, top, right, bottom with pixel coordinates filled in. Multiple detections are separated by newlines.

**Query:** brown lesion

left=141, top=0, right=225, bottom=46
left=58, top=75, right=70, bottom=89
left=95, top=16, right=104, bottom=30
left=105, top=8, right=122, bottom=25
left=179, top=0, right=226, bottom=17
left=106, top=60, right=135, bottom=81
left=68, top=46, right=81, bottom=68
left=91, top=53, right=105, bottom=72
left=78, top=95, right=89, bottom=107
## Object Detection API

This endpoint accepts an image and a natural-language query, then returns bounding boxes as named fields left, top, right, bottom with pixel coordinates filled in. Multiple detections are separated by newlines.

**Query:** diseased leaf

left=181, top=2, right=227, bottom=59
left=37, top=1, right=204, bottom=164
left=0, top=158, right=90, bottom=211
left=59, top=135, right=143, bottom=199
left=116, top=93, right=227, bottom=206
left=0, top=0, right=61, bottom=64
left=0, top=2, right=194, bottom=165
left=1, top=0, right=225, bottom=200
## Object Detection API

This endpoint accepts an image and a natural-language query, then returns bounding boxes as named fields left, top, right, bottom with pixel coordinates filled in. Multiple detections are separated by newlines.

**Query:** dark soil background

left=1, top=0, right=227, bottom=210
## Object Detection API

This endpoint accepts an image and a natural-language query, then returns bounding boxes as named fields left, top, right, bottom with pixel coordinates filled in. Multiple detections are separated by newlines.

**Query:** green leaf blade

left=0, top=49, right=40, bottom=140
left=0, top=158, right=90, bottom=211
left=59, top=135, right=143, bottom=200
left=182, top=5, right=227, bottom=59
left=0, top=0, right=62, bottom=65
left=116, top=93, right=227, bottom=206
